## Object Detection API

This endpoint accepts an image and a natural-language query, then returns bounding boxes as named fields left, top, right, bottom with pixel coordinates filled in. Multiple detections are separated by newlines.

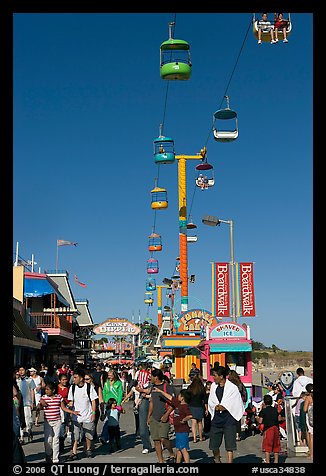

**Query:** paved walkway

left=22, top=400, right=311, bottom=465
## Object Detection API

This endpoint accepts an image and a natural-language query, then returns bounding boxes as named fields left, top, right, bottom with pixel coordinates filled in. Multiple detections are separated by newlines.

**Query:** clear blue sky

left=13, top=13, right=313, bottom=351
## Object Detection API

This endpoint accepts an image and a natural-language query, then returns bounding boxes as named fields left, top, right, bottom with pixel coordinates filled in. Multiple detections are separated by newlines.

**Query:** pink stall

left=197, top=321, right=253, bottom=400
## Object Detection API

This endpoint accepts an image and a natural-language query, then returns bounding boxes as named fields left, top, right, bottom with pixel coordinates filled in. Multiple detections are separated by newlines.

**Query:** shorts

left=209, top=424, right=237, bottom=452
left=175, top=432, right=190, bottom=450
left=71, top=420, right=95, bottom=442
left=149, top=416, right=170, bottom=441
left=262, top=426, right=281, bottom=453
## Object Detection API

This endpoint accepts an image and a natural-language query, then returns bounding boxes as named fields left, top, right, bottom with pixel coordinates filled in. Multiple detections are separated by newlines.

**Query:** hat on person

left=29, top=367, right=37, bottom=372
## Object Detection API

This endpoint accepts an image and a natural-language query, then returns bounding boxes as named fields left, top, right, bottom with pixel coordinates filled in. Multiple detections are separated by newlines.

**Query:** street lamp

left=202, top=215, right=236, bottom=322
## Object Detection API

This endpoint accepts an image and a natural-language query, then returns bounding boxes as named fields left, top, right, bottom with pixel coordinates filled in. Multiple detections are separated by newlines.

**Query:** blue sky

left=13, top=13, right=313, bottom=351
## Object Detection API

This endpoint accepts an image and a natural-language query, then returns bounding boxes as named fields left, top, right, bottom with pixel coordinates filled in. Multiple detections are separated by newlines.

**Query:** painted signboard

left=176, top=309, right=218, bottom=334
left=93, top=318, right=140, bottom=336
left=210, top=322, right=247, bottom=339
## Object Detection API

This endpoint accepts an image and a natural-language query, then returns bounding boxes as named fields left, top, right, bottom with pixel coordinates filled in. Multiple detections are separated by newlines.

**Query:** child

left=101, top=398, right=124, bottom=452
left=257, top=394, right=281, bottom=463
left=153, top=387, right=193, bottom=463
left=37, top=382, right=80, bottom=463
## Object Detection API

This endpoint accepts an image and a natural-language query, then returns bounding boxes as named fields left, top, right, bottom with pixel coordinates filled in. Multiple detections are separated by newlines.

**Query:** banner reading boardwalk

left=93, top=318, right=140, bottom=336
left=215, top=262, right=230, bottom=318
left=240, top=262, right=256, bottom=317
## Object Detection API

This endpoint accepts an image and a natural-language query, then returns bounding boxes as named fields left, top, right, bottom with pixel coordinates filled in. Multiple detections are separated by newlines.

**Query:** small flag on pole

left=74, top=274, right=87, bottom=288
left=57, top=239, right=78, bottom=247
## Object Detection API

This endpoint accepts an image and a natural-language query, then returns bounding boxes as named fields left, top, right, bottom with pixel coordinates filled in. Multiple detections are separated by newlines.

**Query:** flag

left=57, top=239, right=78, bottom=247
left=74, top=274, right=87, bottom=288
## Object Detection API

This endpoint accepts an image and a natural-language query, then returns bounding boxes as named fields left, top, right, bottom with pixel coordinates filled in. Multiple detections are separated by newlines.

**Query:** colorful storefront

left=197, top=321, right=253, bottom=398
left=160, top=308, right=220, bottom=381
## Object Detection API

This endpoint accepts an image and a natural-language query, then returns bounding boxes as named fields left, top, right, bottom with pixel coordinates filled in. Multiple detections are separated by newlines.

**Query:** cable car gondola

left=151, top=185, right=168, bottom=209
left=154, top=128, right=175, bottom=164
left=213, top=96, right=238, bottom=142
left=148, top=232, right=162, bottom=251
left=144, top=292, right=154, bottom=305
left=160, top=22, right=192, bottom=81
left=195, top=162, right=214, bottom=189
left=146, top=278, right=156, bottom=291
left=147, top=258, right=159, bottom=274
left=253, top=13, right=292, bottom=43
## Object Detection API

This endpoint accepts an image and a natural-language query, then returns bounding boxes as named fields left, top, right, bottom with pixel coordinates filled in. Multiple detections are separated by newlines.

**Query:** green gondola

left=160, top=22, right=192, bottom=80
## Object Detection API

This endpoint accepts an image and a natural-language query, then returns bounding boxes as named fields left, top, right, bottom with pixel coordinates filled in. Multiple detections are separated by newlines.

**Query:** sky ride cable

left=187, top=15, right=252, bottom=222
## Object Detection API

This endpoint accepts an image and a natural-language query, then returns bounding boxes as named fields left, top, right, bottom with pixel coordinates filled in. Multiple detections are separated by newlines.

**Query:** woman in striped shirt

left=37, top=382, right=80, bottom=463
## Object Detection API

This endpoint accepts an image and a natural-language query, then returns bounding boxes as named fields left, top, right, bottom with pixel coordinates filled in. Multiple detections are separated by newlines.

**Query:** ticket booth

left=198, top=322, right=252, bottom=400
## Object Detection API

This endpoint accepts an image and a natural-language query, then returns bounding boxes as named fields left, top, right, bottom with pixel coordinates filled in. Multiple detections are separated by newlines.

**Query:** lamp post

left=202, top=215, right=236, bottom=322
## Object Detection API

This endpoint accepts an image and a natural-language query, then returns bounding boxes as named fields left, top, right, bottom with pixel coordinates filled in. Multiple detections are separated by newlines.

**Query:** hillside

left=252, top=349, right=313, bottom=373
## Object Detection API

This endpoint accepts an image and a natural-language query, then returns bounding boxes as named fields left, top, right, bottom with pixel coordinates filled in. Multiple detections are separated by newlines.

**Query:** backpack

left=71, top=383, right=92, bottom=405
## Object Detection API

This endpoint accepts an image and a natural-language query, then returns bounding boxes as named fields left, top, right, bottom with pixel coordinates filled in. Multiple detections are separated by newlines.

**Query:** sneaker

left=271, top=40, right=276, bottom=44
left=142, top=449, right=149, bottom=454
left=258, top=40, right=262, bottom=44
left=283, top=38, right=288, bottom=43
left=275, top=38, right=279, bottom=42
left=86, top=450, right=93, bottom=458
left=99, top=437, right=107, bottom=445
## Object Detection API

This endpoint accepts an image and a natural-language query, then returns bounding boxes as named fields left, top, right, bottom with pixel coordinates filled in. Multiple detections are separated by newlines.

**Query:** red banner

left=240, top=263, right=256, bottom=317
left=215, top=263, right=230, bottom=318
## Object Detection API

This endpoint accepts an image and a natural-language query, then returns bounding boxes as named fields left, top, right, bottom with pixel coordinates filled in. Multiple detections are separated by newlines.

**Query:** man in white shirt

left=65, top=368, right=98, bottom=461
left=292, top=367, right=313, bottom=398
left=16, top=366, right=36, bottom=443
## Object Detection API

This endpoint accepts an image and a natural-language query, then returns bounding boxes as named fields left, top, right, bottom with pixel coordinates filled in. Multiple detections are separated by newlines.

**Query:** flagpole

left=56, top=240, right=59, bottom=272
left=14, top=242, right=19, bottom=266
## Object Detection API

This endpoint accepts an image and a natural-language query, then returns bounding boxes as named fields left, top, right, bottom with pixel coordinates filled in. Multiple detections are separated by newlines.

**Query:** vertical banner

left=215, top=262, right=230, bottom=318
left=240, top=262, right=256, bottom=317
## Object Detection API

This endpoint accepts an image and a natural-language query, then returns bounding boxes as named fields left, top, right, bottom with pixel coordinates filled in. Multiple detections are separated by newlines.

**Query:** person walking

left=102, top=370, right=123, bottom=408
left=208, top=366, right=244, bottom=463
left=101, top=398, right=125, bottom=452
left=57, top=373, right=71, bottom=452
left=65, top=368, right=98, bottom=461
left=16, top=366, right=36, bottom=444
left=85, top=371, right=103, bottom=442
left=147, top=368, right=175, bottom=463
left=303, top=383, right=313, bottom=460
left=153, top=387, right=193, bottom=463
left=37, top=382, right=80, bottom=463
left=227, top=370, right=247, bottom=441
left=187, top=375, right=208, bottom=442
left=29, top=367, right=45, bottom=427
left=188, top=362, right=200, bottom=382
left=257, top=394, right=281, bottom=463
left=292, top=368, right=313, bottom=398
left=203, top=381, right=212, bottom=436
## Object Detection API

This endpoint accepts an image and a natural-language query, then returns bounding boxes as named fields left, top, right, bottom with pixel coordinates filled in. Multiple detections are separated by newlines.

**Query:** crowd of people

left=13, top=360, right=313, bottom=464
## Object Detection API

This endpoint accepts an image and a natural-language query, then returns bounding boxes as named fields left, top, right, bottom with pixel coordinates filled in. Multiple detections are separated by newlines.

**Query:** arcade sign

left=93, top=318, right=140, bottom=336
left=176, top=309, right=218, bottom=334
left=210, top=322, right=247, bottom=339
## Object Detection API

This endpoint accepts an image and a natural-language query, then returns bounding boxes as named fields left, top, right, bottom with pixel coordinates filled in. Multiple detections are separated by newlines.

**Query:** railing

left=30, top=312, right=72, bottom=333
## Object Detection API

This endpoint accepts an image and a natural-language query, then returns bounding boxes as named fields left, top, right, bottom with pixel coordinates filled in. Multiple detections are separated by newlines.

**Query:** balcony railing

left=30, top=312, right=72, bottom=333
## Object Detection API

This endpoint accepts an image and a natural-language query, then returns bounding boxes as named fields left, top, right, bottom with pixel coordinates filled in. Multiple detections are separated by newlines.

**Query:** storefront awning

left=209, top=342, right=252, bottom=352
left=24, top=274, right=70, bottom=307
